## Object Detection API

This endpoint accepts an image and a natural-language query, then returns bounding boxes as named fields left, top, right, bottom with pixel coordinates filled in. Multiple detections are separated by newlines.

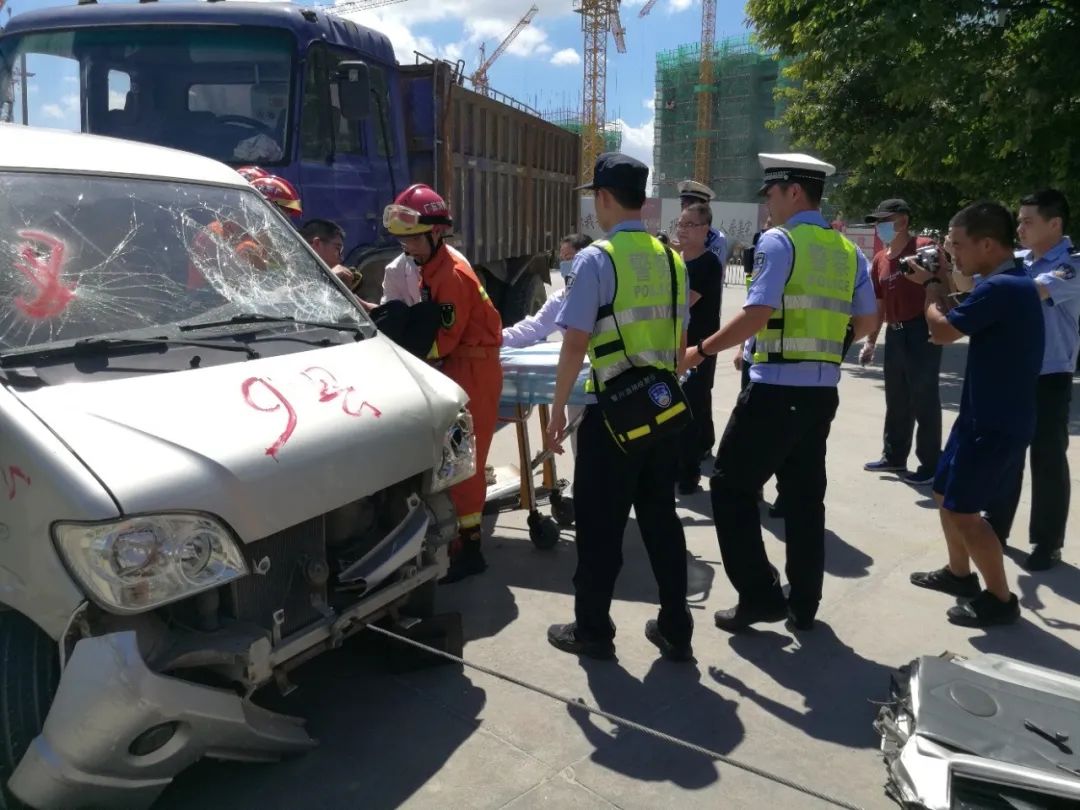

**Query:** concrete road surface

left=157, top=282, right=1080, bottom=810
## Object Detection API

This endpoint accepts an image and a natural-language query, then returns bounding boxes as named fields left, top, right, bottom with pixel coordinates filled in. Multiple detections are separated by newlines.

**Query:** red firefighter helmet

left=236, top=165, right=270, bottom=183
left=383, top=184, right=452, bottom=237
left=250, top=175, right=303, bottom=219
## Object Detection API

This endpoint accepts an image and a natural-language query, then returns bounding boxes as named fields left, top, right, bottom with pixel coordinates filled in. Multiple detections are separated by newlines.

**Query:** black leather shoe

left=714, top=601, right=787, bottom=633
left=644, top=619, right=693, bottom=662
left=785, top=608, right=815, bottom=632
left=677, top=478, right=701, bottom=495
left=547, top=622, right=615, bottom=660
left=438, top=546, right=487, bottom=584
left=1024, top=546, right=1062, bottom=572
left=864, top=458, right=906, bottom=472
left=946, top=591, right=1019, bottom=627
left=909, top=566, right=981, bottom=598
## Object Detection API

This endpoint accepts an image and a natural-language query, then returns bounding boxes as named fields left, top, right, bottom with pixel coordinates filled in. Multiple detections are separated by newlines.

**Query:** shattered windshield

left=0, top=26, right=292, bottom=165
left=0, top=172, right=366, bottom=353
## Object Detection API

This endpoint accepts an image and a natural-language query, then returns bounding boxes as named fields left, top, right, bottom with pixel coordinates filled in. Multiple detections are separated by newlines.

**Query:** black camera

left=901, top=245, right=942, bottom=275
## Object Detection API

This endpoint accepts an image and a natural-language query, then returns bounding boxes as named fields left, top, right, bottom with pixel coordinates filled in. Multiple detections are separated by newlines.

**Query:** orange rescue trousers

left=444, top=353, right=502, bottom=534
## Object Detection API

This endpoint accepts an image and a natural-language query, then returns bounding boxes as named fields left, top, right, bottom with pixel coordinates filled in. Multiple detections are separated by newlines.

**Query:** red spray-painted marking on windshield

left=12, top=230, right=76, bottom=319
left=2, top=466, right=30, bottom=501
left=301, top=367, right=382, bottom=419
left=241, top=377, right=297, bottom=461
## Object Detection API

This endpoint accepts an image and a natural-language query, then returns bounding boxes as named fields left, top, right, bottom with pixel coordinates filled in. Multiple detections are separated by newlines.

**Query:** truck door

left=297, top=43, right=381, bottom=251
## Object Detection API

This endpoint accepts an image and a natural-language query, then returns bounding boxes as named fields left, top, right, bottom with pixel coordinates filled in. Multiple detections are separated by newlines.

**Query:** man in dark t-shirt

left=862, top=199, right=942, bottom=484
left=908, top=202, right=1044, bottom=628
left=676, top=202, right=724, bottom=492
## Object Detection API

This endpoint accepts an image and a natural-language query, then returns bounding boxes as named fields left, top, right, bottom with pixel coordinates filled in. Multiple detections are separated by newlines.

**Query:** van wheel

left=0, top=612, right=59, bottom=809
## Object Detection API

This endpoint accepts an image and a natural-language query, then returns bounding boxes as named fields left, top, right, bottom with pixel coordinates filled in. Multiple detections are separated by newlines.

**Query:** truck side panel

left=401, top=63, right=579, bottom=275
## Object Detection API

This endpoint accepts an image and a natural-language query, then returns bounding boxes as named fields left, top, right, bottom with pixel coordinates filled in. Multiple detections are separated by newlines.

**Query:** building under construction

left=543, top=110, right=622, bottom=154
left=654, top=35, right=787, bottom=202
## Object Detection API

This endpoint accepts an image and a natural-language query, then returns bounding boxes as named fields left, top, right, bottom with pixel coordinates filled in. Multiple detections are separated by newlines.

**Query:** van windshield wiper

left=177, top=313, right=366, bottom=336
left=0, top=335, right=258, bottom=366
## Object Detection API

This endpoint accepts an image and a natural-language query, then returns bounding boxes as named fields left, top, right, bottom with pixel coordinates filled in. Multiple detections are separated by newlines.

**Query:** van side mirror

left=336, top=61, right=371, bottom=121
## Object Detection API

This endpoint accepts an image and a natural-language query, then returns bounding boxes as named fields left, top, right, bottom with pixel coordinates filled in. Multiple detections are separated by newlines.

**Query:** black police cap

left=576, top=152, right=649, bottom=194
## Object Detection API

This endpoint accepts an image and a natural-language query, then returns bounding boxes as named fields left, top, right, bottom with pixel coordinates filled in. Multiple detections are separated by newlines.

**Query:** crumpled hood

left=16, top=337, right=467, bottom=542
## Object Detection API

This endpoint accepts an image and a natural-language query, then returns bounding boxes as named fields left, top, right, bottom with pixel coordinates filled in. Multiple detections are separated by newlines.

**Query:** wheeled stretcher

left=484, top=343, right=591, bottom=548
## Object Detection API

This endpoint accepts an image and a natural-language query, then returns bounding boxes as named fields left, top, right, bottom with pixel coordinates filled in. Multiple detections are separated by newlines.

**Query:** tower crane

left=639, top=0, right=716, bottom=184
left=573, top=0, right=622, bottom=191
left=470, top=5, right=539, bottom=96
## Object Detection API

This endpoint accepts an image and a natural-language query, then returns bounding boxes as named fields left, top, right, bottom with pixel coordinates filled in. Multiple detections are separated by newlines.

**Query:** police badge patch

left=1052, top=264, right=1076, bottom=281
left=440, top=303, right=456, bottom=328
left=648, top=382, right=673, bottom=409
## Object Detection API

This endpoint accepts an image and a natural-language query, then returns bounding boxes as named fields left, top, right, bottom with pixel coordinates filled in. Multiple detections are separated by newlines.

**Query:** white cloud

left=669, top=0, right=694, bottom=11
left=614, top=115, right=655, bottom=183
left=550, top=48, right=581, bottom=67
left=643, top=97, right=656, bottom=110
left=42, top=103, right=64, bottom=120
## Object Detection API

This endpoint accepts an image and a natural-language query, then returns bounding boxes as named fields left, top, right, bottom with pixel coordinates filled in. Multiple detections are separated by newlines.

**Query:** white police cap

left=757, top=153, right=836, bottom=195
left=677, top=180, right=716, bottom=202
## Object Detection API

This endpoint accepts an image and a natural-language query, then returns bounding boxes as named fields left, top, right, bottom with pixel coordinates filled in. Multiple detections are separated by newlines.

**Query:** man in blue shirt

left=545, top=153, right=693, bottom=662
left=682, top=153, right=879, bottom=633
left=909, top=202, right=1044, bottom=627
left=984, top=190, right=1080, bottom=571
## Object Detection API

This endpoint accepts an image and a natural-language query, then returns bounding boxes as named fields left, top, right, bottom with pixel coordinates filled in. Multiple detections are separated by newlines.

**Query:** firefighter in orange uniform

left=384, top=184, right=503, bottom=583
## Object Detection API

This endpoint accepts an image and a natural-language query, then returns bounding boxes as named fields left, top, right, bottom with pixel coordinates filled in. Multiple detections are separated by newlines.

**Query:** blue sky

left=4, top=0, right=754, bottom=175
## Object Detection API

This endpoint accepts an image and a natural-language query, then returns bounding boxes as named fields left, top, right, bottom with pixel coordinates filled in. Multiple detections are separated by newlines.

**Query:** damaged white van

left=0, top=125, right=474, bottom=808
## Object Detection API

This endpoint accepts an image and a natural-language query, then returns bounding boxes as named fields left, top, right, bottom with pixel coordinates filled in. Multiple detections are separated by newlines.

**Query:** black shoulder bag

left=593, top=245, right=693, bottom=454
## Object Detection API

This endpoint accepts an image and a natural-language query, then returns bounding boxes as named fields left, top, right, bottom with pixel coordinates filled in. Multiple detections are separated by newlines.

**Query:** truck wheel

left=0, top=612, right=59, bottom=810
left=502, top=272, right=546, bottom=326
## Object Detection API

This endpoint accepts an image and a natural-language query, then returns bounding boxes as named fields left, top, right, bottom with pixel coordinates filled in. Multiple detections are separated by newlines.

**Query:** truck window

left=301, top=43, right=365, bottom=162
left=0, top=27, right=294, bottom=165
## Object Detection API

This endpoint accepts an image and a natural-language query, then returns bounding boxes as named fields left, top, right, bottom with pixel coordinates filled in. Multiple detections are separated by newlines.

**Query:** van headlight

left=53, top=514, right=248, bottom=614
left=430, top=408, right=476, bottom=493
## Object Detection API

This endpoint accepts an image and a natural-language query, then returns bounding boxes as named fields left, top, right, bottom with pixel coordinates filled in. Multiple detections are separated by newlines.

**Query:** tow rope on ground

left=364, top=622, right=865, bottom=810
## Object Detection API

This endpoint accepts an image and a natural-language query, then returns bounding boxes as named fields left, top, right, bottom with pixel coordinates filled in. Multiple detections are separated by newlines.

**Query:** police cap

left=757, top=152, right=836, bottom=196
left=576, top=152, right=649, bottom=195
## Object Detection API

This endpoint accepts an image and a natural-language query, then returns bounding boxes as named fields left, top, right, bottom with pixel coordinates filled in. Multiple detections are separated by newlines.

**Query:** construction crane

left=637, top=0, right=659, bottom=17
left=574, top=0, right=621, bottom=191
left=470, top=4, right=539, bottom=97
left=639, top=0, right=716, bottom=184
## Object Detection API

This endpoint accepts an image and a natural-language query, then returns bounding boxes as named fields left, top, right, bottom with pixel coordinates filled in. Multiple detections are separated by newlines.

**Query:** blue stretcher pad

left=499, top=343, right=592, bottom=407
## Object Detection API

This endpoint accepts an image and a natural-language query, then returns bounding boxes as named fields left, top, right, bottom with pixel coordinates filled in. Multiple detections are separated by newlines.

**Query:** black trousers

left=572, top=406, right=692, bottom=645
left=678, top=354, right=717, bottom=481
left=985, top=373, right=1072, bottom=549
left=710, top=383, right=839, bottom=617
left=882, top=317, right=942, bottom=472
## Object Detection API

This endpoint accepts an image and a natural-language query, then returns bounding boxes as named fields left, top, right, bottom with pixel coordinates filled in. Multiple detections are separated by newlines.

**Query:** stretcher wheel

left=527, top=511, right=561, bottom=550
left=550, top=490, right=575, bottom=527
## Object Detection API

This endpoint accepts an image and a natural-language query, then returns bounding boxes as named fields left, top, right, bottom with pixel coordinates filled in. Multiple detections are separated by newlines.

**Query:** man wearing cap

left=545, top=153, right=694, bottom=662
left=682, top=153, right=878, bottom=633
left=861, top=199, right=943, bottom=486
left=679, top=180, right=728, bottom=264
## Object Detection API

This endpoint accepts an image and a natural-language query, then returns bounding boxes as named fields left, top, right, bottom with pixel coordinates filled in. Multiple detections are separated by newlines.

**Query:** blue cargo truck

left=0, top=0, right=580, bottom=323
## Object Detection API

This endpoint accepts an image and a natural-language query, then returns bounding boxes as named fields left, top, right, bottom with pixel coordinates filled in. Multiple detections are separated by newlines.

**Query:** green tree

left=747, top=0, right=1080, bottom=230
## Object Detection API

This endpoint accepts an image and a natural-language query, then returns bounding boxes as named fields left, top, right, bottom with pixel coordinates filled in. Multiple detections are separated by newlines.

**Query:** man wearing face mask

left=501, top=233, right=592, bottom=348
left=861, top=199, right=942, bottom=486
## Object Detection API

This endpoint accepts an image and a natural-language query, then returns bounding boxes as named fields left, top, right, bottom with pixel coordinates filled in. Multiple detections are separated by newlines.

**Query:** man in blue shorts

left=907, top=201, right=1044, bottom=627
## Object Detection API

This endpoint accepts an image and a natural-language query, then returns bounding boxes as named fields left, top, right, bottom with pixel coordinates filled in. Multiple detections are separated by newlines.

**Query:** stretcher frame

left=483, top=403, right=585, bottom=549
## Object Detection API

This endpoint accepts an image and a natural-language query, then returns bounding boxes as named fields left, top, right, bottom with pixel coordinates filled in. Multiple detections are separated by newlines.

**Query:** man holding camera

left=908, top=202, right=1043, bottom=627
left=861, top=199, right=942, bottom=486
left=984, top=190, right=1080, bottom=571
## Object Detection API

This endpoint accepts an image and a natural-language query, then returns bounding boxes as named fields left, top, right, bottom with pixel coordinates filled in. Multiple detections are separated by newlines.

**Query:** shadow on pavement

left=967, top=615, right=1080, bottom=676
left=156, top=645, right=486, bottom=809
left=1014, top=566, right=1080, bottom=633
left=711, top=621, right=893, bottom=750
left=762, top=513, right=875, bottom=579
left=567, top=658, right=742, bottom=789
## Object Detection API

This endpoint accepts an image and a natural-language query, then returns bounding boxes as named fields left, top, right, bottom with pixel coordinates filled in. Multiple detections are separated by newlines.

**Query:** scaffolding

left=654, top=34, right=787, bottom=202
left=543, top=110, right=622, bottom=154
